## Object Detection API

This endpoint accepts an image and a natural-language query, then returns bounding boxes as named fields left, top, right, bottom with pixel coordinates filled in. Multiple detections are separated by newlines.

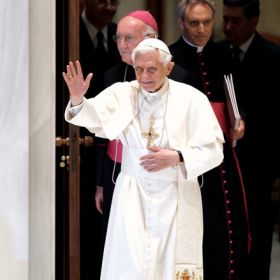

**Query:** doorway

left=55, top=1, right=103, bottom=279
left=54, top=1, right=164, bottom=279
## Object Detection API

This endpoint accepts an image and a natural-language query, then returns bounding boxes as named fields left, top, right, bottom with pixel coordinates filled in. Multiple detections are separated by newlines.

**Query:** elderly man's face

left=115, top=16, right=154, bottom=65
left=134, top=50, right=174, bottom=92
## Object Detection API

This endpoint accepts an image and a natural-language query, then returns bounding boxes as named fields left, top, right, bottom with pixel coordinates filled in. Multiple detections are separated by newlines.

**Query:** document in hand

left=224, top=74, right=241, bottom=147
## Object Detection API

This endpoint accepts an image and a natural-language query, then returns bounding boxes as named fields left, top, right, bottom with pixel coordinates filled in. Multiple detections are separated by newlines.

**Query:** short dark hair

left=223, top=0, right=260, bottom=19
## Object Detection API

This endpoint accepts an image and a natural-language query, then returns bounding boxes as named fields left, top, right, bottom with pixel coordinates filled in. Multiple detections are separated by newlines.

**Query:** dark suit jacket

left=80, top=19, right=121, bottom=98
left=217, top=31, right=280, bottom=280
left=79, top=18, right=121, bottom=184
left=218, top=32, right=280, bottom=183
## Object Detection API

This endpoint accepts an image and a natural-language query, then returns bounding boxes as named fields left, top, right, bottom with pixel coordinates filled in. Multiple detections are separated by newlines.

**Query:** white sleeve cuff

left=67, top=101, right=84, bottom=116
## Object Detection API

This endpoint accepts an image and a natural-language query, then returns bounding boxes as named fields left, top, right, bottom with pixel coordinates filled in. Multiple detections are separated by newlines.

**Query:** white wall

left=0, top=0, right=55, bottom=279
left=29, top=0, right=56, bottom=279
left=0, top=1, right=29, bottom=279
left=114, top=0, right=145, bottom=22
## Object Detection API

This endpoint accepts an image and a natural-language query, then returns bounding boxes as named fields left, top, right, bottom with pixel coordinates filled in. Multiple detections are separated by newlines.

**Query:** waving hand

left=62, top=60, right=93, bottom=106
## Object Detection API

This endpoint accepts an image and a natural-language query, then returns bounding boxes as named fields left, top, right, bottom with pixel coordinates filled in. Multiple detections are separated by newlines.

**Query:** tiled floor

left=270, top=230, right=280, bottom=280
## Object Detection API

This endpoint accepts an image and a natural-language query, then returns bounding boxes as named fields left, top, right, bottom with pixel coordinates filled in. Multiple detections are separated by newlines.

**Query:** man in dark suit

left=94, top=10, right=196, bottom=246
left=219, top=1, right=280, bottom=279
left=169, top=1, right=249, bottom=279
left=80, top=0, right=121, bottom=97
left=79, top=0, right=122, bottom=279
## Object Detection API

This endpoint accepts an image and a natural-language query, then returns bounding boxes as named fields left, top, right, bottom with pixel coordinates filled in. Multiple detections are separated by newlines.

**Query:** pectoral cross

left=142, top=117, right=159, bottom=148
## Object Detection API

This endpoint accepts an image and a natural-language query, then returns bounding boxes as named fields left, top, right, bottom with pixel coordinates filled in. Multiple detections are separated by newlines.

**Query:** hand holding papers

left=224, top=74, right=241, bottom=147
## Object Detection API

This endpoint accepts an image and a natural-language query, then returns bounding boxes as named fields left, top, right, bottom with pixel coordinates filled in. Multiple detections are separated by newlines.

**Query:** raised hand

left=62, top=60, right=93, bottom=106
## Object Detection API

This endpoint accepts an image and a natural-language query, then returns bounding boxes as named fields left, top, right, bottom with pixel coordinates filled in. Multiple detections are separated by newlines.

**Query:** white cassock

left=65, top=78, right=224, bottom=280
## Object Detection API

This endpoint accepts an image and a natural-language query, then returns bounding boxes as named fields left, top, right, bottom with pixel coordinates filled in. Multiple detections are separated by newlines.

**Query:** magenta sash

left=107, top=139, right=123, bottom=163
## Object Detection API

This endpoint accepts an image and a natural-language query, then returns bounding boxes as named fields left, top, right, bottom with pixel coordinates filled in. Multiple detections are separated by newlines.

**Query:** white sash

left=121, top=147, right=204, bottom=279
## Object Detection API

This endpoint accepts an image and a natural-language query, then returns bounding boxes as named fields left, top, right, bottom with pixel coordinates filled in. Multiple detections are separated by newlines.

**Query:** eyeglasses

left=96, top=0, right=120, bottom=7
left=112, top=34, right=135, bottom=43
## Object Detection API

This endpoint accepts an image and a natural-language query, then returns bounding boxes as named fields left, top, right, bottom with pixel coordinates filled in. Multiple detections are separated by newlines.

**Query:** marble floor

left=270, top=230, right=280, bottom=280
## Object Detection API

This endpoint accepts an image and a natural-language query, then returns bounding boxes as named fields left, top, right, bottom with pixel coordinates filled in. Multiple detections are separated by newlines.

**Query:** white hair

left=131, top=38, right=172, bottom=66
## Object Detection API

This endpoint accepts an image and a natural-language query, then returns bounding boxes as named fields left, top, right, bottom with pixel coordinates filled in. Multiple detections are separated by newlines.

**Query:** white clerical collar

left=81, top=9, right=108, bottom=49
left=141, top=77, right=169, bottom=100
left=182, top=36, right=204, bottom=52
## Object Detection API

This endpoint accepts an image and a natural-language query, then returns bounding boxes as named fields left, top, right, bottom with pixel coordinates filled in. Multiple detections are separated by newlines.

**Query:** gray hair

left=143, top=25, right=159, bottom=39
left=177, top=0, right=215, bottom=20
